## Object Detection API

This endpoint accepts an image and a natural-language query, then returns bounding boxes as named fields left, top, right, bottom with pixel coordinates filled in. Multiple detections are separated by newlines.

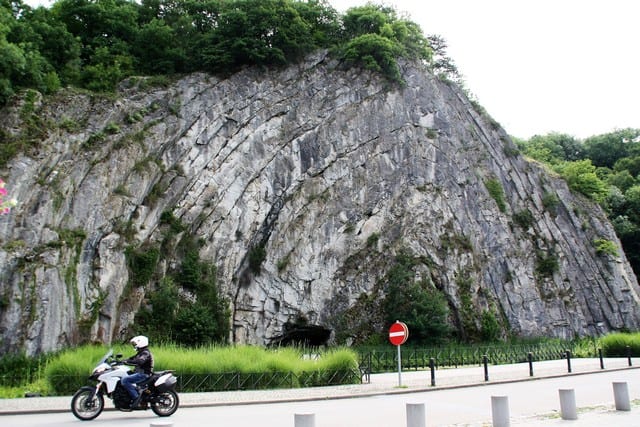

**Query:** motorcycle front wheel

left=71, top=387, right=105, bottom=420
left=151, top=390, right=179, bottom=417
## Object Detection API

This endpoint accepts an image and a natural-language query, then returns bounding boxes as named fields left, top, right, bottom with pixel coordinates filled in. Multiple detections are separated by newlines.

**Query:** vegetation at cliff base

left=3, top=334, right=640, bottom=397
left=1, top=344, right=359, bottom=396
left=126, top=216, right=231, bottom=347
left=600, top=331, right=640, bottom=356
left=381, top=252, right=451, bottom=344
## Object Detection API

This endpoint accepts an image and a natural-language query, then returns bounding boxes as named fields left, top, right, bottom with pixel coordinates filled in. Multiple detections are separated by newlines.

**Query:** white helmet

left=130, top=335, right=149, bottom=350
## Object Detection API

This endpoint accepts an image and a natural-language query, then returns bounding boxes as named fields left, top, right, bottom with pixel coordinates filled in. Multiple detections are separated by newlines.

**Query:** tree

left=554, top=159, right=608, bottom=203
left=382, top=252, right=451, bottom=344
left=480, top=310, right=501, bottom=342
left=389, top=20, right=430, bottom=61
left=52, top=0, right=138, bottom=90
left=0, top=0, right=70, bottom=101
left=583, top=129, right=638, bottom=168
left=338, top=3, right=430, bottom=84
left=339, top=33, right=402, bottom=83
left=612, top=214, right=640, bottom=277
left=133, top=236, right=230, bottom=346
left=132, top=18, right=185, bottom=74
left=135, top=277, right=179, bottom=341
left=519, top=130, right=640, bottom=280
left=518, top=133, right=583, bottom=164
left=607, top=170, right=636, bottom=192
left=624, top=185, right=640, bottom=222
left=1, top=0, right=433, bottom=105
left=173, top=304, right=219, bottom=346
left=290, top=0, right=340, bottom=48
left=551, top=133, right=585, bottom=161
left=341, top=3, right=391, bottom=39
left=125, top=244, right=160, bottom=287
left=79, top=46, right=133, bottom=91
left=614, top=155, right=640, bottom=179
left=257, top=0, right=315, bottom=62
left=52, top=0, right=139, bottom=58
left=18, top=5, right=81, bottom=85
left=191, top=0, right=319, bottom=73
left=427, top=34, right=460, bottom=83
left=0, top=13, right=24, bottom=102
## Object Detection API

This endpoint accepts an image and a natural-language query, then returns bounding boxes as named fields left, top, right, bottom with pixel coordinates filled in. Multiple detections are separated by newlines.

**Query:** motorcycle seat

left=139, top=370, right=174, bottom=387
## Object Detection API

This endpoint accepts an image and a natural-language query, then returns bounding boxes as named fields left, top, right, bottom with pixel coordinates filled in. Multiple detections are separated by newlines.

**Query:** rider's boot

left=131, top=393, right=143, bottom=408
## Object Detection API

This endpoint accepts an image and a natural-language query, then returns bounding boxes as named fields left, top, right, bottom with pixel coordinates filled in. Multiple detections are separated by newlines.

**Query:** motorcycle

left=70, top=349, right=179, bottom=421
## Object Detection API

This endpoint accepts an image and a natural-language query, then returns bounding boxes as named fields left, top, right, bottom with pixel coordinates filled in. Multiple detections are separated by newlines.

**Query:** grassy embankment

left=0, top=344, right=359, bottom=398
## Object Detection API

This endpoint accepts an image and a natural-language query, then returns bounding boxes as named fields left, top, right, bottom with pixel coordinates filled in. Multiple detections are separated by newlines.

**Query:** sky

left=332, top=0, right=640, bottom=140
left=23, top=0, right=639, bottom=140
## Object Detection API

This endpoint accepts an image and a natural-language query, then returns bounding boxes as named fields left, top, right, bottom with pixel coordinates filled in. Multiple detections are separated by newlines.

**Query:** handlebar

left=107, top=354, right=129, bottom=366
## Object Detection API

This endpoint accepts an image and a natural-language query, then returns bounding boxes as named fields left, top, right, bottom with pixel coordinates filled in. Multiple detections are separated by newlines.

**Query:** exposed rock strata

left=1, top=51, right=638, bottom=354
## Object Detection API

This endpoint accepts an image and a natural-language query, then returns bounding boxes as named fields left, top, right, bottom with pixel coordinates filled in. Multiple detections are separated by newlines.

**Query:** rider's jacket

left=125, top=347, right=154, bottom=375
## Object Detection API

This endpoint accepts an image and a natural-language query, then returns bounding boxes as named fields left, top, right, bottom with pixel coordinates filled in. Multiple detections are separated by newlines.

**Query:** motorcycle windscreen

left=97, top=349, right=113, bottom=365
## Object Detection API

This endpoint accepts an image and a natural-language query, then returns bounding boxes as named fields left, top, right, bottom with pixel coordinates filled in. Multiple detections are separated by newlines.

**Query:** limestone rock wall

left=1, top=51, right=638, bottom=354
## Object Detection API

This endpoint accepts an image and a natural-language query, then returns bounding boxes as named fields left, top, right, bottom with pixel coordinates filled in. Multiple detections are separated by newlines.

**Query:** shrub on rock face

left=382, top=252, right=451, bottom=345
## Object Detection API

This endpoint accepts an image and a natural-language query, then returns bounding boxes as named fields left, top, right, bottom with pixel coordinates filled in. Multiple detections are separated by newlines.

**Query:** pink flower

left=0, top=178, right=16, bottom=215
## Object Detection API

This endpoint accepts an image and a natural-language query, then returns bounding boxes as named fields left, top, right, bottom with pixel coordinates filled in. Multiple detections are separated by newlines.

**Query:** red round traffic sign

left=388, top=321, right=409, bottom=346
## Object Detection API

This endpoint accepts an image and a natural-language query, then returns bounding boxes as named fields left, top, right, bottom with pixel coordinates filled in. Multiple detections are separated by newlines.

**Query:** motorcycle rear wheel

left=151, top=390, right=179, bottom=417
left=71, top=388, right=105, bottom=420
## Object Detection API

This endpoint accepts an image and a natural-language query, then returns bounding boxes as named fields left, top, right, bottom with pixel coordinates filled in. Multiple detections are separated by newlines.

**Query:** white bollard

left=613, top=382, right=631, bottom=411
left=491, top=395, right=510, bottom=427
left=294, top=413, right=315, bottom=427
left=150, top=422, right=173, bottom=427
left=406, top=402, right=426, bottom=427
left=559, top=389, right=577, bottom=420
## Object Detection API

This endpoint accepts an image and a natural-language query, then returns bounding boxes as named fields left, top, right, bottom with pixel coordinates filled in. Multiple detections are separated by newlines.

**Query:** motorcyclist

left=121, top=335, right=154, bottom=407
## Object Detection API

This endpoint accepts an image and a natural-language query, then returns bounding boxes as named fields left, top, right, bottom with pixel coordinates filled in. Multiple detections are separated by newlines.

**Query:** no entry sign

left=388, top=321, right=409, bottom=346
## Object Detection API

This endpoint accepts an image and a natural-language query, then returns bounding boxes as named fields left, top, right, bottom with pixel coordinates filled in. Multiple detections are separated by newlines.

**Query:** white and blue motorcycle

left=70, top=349, right=179, bottom=420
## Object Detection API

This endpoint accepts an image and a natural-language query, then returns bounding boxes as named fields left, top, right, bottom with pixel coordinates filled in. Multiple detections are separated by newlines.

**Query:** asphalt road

left=1, top=367, right=638, bottom=426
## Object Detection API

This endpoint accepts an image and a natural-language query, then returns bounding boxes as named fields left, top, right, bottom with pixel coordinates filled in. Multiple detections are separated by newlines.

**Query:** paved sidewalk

left=1, top=357, right=638, bottom=425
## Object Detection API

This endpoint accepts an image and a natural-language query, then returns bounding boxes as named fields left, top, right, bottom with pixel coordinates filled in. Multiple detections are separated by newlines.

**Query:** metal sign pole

left=397, top=343, right=402, bottom=387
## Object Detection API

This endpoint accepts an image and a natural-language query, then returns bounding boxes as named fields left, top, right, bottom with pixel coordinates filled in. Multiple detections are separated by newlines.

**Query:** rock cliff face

left=1, top=51, right=639, bottom=355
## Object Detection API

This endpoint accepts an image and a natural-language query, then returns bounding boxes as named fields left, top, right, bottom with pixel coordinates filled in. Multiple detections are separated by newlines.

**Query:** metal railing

left=176, top=369, right=361, bottom=393
left=356, top=342, right=584, bottom=373
left=3, top=343, right=635, bottom=395
left=0, top=368, right=362, bottom=395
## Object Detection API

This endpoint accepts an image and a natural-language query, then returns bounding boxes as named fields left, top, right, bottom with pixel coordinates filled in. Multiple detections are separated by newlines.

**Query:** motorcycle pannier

left=155, top=373, right=177, bottom=392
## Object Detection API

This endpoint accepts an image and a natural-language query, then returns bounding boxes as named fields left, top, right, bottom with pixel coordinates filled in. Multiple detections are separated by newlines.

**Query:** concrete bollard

left=491, top=395, right=510, bottom=427
left=150, top=422, right=173, bottom=427
left=613, top=382, right=631, bottom=411
left=406, top=403, right=426, bottom=427
left=294, top=413, right=315, bottom=427
left=559, top=389, right=577, bottom=420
